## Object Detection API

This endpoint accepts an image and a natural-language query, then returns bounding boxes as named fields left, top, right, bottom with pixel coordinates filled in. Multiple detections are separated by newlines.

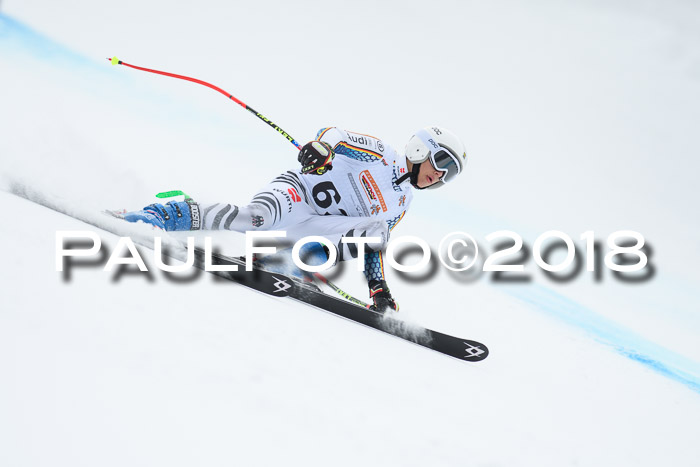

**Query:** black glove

left=298, top=141, right=335, bottom=175
left=368, top=279, right=398, bottom=313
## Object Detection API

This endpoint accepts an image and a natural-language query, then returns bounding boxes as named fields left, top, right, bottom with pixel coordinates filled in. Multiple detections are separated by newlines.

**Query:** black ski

left=8, top=184, right=488, bottom=362
left=199, top=250, right=489, bottom=362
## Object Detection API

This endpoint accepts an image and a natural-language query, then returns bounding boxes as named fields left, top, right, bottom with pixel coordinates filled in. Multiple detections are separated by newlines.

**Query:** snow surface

left=1, top=1, right=700, bottom=466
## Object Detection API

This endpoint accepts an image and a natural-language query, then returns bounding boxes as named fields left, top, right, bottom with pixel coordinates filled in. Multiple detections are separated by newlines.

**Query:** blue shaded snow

left=421, top=188, right=700, bottom=395
left=0, top=13, right=102, bottom=69
left=507, top=284, right=700, bottom=394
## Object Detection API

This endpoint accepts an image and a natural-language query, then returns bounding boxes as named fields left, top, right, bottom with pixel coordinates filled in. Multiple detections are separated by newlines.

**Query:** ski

left=199, top=250, right=489, bottom=362
left=9, top=184, right=489, bottom=362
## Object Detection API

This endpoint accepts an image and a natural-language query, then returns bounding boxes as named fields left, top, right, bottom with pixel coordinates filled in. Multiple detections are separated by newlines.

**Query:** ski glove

left=368, top=279, right=398, bottom=313
left=298, top=141, right=335, bottom=175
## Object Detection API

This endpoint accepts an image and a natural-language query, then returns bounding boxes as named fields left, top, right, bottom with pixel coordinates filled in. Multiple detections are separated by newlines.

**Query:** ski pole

left=107, top=56, right=302, bottom=150
left=109, top=57, right=370, bottom=307
left=312, top=273, right=371, bottom=309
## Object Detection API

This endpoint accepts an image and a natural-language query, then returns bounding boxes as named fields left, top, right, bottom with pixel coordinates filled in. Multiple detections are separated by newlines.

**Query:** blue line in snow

left=507, top=284, right=700, bottom=394
left=0, top=13, right=100, bottom=69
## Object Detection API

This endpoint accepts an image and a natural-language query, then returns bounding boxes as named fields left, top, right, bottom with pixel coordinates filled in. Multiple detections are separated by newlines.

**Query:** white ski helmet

left=404, top=126, right=467, bottom=189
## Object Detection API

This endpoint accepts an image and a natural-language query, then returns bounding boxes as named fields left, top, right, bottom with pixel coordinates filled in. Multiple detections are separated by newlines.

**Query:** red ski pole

left=107, top=56, right=302, bottom=150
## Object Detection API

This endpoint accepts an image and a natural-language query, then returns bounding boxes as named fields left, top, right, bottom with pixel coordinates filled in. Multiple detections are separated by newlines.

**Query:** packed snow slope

left=2, top=1, right=700, bottom=466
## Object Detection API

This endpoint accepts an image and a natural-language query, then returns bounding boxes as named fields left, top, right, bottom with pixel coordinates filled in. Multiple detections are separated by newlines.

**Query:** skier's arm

left=315, top=127, right=345, bottom=147
left=363, top=211, right=406, bottom=282
left=364, top=211, right=407, bottom=312
left=316, top=127, right=386, bottom=163
left=364, top=251, right=386, bottom=283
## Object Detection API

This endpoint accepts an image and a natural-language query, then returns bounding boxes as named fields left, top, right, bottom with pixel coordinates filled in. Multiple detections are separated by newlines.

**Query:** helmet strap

left=409, top=161, right=424, bottom=189
left=395, top=161, right=424, bottom=189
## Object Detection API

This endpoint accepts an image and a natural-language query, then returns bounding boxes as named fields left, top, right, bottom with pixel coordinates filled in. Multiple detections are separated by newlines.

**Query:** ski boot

left=123, top=200, right=200, bottom=231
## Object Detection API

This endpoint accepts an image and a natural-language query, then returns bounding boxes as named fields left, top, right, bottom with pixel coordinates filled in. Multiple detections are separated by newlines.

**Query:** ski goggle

left=414, top=129, right=462, bottom=184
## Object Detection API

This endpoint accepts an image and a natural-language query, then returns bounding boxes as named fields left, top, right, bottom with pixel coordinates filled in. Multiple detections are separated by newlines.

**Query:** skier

left=122, top=126, right=467, bottom=312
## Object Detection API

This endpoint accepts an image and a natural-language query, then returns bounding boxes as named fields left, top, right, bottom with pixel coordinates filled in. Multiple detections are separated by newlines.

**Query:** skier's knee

left=360, top=220, right=389, bottom=252
left=337, top=221, right=389, bottom=260
left=240, top=204, right=271, bottom=230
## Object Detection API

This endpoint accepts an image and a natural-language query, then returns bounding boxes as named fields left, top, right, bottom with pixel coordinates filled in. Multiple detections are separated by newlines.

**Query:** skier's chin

left=418, top=176, right=433, bottom=188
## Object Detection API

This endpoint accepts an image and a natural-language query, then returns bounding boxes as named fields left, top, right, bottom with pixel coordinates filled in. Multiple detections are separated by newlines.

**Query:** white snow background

left=1, top=1, right=700, bottom=466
